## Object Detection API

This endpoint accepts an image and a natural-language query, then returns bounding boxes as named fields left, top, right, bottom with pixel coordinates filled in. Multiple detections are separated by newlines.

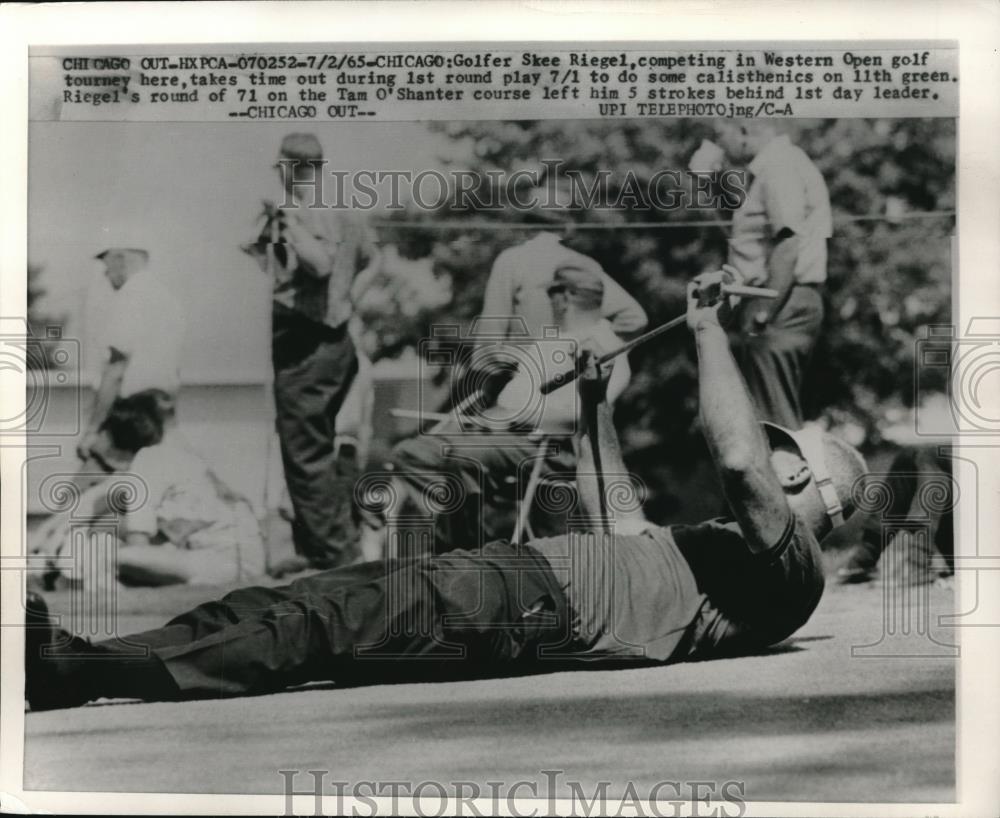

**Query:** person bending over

left=24, top=270, right=866, bottom=710
left=32, top=390, right=265, bottom=589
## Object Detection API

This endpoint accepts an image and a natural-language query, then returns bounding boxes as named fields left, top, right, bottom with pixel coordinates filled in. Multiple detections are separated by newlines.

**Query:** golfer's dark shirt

left=530, top=514, right=824, bottom=662
left=672, top=514, right=825, bottom=656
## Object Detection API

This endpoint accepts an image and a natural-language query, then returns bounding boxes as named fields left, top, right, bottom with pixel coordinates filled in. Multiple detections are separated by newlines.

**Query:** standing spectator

left=692, top=122, right=832, bottom=429
left=244, top=133, right=380, bottom=576
left=78, top=244, right=184, bottom=478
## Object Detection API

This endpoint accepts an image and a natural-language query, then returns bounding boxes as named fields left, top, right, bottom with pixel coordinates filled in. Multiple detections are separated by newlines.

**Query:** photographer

left=244, top=133, right=381, bottom=576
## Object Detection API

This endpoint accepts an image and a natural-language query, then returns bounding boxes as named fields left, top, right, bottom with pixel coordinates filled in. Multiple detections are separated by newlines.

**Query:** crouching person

left=32, top=390, right=266, bottom=588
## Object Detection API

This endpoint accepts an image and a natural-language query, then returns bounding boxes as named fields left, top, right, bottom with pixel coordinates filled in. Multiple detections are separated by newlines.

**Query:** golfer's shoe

left=24, top=592, right=92, bottom=711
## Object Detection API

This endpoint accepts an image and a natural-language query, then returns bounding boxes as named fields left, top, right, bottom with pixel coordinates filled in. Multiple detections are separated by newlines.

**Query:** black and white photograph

left=2, top=3, right=998, bottom=816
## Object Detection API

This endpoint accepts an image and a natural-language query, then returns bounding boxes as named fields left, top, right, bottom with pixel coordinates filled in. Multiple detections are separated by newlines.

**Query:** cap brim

left=761, top=421, right=802, bottom=454
left=95, top=247, right=147, bottom=260
left=278, top=153, right=323, bottom=163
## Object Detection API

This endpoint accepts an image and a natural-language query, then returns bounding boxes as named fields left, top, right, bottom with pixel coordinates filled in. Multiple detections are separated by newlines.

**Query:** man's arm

left=478, top=252, right=515, bottom=339
left=79, top=352, right=127, bottom=458
left=690, top=272, right=791, bottom=554
left=742, top=231, right=798, bottom=332
left=348, top=253, right=381, bottom=304
left=122, top=448, right=163, bottom=546
left=600, top=273, right=648, bottom=337
left=574, top=343, right=647, bottom=533
left=281, top=212, right=334, bottom=278
left=349, top=222, right=384, bottom=303
left=743, top=169, right=807, bottom=330
left=605, top=348, right=630, bottom=405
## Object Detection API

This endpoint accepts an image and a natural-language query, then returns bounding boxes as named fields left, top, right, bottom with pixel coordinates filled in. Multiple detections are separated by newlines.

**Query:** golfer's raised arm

left=688, top=271, right=791, bottom=554
left=574, top=342, right=645, bottom=532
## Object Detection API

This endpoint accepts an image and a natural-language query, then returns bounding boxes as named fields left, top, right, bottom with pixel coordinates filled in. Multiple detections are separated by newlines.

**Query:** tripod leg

left=512, top=437, right=548, bottom=546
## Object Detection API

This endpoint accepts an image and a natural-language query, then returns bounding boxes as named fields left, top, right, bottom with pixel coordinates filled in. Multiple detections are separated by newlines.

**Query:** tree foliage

left=379, top=119, right=955, bottom=518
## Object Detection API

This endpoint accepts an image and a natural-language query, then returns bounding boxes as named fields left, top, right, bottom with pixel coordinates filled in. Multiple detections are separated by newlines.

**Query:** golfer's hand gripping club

left=687, top=268, right=739, bottom=331
left=577, top=340, right=611, bottom=409
left=539, top=271, right=777, bottom=395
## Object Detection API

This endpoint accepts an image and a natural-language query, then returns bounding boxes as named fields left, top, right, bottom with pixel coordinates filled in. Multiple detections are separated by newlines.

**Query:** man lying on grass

left=24, top=269, right=866, bottom=710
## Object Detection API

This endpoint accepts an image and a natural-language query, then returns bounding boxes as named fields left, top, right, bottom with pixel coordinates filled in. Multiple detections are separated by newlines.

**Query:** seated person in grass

left=33, top=390, right=266, bottom=587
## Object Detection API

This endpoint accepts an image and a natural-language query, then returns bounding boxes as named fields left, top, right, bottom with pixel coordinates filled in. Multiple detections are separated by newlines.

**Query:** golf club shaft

left=539, top=284, right=778, bottom=395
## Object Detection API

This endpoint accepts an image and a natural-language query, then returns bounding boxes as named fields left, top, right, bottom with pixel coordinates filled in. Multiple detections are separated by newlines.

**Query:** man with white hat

left=78, top=243, right=185, bottom=473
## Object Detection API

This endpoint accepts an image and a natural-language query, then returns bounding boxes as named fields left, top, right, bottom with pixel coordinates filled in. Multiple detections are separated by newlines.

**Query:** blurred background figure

left=33, top=389, right=265, bottom=588
left=478, top=199, right=648, bottom=343
left=243, top=133, right=381, bottom=577
left=344, top=229, right=453, bottom=468
left=77, top=244, right=184, bottom=485
left=693, top=121, right=832, bottom=430
left=839, top=445, right=954, bottom=585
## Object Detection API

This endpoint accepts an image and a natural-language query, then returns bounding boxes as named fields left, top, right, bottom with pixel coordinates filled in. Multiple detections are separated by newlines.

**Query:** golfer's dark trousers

left=733, top=284, right=823, bottom=430
left=391, top=431, right=576, bottom=553
left=88, top=542, right=569, bottom=701
left=272, top=305, right=359, bottom=566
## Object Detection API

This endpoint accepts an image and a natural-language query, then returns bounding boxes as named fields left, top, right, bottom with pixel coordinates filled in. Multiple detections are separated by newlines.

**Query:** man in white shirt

left=691, top=121, right=832, bottom=429
left=78, top=245, right=184, bottom=474
left=375, top=263, right=631, bottom=554
left=479, top=231, right=648, bottom=341
left=478, top=265, right=630, bottom=436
